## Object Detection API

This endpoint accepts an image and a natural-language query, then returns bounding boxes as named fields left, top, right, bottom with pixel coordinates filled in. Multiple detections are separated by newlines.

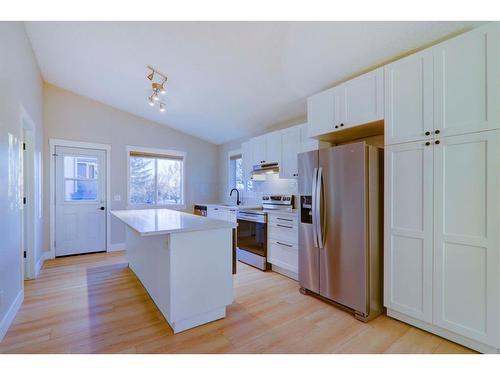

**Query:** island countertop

left=112, top=208, right=236, bottom=236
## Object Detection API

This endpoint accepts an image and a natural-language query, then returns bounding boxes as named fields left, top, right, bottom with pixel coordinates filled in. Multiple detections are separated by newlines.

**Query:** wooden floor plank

left=0, top=251, right=476, bottom=354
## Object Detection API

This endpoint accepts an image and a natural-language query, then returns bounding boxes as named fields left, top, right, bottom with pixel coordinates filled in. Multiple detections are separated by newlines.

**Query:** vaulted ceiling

left=25, top=21, right=483, bottom=144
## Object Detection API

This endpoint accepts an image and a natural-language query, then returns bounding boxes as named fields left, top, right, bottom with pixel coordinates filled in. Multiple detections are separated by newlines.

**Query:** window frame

left=126, top=145, right=186, bottom=210
left=228, top=149, right=244, bottom=192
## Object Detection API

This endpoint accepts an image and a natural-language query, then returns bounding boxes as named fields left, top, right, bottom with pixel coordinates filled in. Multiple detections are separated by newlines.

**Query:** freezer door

left=319, top=142, right=368, bottom=314
left=298, top=150, right=320, bottom=293
left=298, top=150, right=318, bottom=196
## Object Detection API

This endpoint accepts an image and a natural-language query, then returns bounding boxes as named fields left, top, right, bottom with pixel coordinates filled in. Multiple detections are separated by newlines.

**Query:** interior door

left=384, top=141, right=433, bottom=323
left=319, top=143, right=367, bottom=314
left=433, top=23, right=499, bottom=137
left=433, top=130, right=499, bottom=346
left=55, top=146, right=106, bottom=256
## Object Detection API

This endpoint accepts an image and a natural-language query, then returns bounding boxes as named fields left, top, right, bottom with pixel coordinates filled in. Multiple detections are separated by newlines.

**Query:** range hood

left=251, top=162, right=279, bottom=176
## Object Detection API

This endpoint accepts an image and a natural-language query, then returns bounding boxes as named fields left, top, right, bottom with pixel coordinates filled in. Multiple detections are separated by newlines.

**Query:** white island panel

left=113, top=208, right=235, bottom=334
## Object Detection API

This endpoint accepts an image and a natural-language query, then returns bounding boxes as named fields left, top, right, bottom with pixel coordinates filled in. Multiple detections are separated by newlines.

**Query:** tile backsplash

left=241, top=173, right=298, bottom=204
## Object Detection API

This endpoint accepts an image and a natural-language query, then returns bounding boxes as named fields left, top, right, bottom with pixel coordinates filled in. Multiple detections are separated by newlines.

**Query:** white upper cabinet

left=307, top=87, right=341, bottom=137
left=280, top=126, right=300, bottom=179
left=433, top=23, right=499, bottom=137
left=250, top=135, right=267, bottom=165
left=433, top=130, right=500, bottom=346
left=250, top=131, right=282, bottom=166
left=307, top=68, right=384, bottom=138
left=385, top=49, right=434, bottom=145
left=384, top=141, right=434, bottom=323
left=265, top=131, right=282, bottom=164
left=339, top=67, right=384, bottom=129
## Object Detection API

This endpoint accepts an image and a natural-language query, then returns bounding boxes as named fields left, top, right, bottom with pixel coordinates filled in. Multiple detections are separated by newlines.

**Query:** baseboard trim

left=35, top=255, right=44, bottom=277
left=44, top=250, right=55, bottom=261
left=387, top=308, right=499, bottom=354
left=108, top=243, right=125, bottom=252
left=0, top=289, right=24, bottom=342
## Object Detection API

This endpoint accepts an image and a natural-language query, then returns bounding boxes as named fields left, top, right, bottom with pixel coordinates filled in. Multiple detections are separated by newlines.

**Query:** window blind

left=129, top=151, right=183, bottom=161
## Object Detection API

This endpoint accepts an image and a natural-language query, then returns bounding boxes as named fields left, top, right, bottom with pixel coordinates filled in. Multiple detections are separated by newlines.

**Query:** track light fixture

left=146, top=66, right=168, bottom=113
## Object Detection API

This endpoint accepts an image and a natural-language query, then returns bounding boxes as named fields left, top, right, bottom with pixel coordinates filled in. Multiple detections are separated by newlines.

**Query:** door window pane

left=64, top=156, right=99, bottom=201
left=65, top=179, right=98, bottom=201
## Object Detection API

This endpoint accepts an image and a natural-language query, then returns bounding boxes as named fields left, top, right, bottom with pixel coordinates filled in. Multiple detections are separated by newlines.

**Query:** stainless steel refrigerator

left=298, top=141, right=383, bottom=322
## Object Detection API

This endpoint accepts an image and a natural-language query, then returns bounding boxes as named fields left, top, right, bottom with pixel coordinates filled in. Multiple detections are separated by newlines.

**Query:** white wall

left=0, top=22, right=44, bottom=338
left=43, top=84, right=219, bottom=250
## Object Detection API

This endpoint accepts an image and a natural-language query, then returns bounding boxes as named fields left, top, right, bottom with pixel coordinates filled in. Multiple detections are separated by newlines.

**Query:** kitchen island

left=111, top=208, right=236, bottom=333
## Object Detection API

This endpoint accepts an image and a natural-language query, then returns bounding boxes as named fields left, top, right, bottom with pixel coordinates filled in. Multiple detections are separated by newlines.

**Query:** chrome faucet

left=230, top=188, right=241, bottom=205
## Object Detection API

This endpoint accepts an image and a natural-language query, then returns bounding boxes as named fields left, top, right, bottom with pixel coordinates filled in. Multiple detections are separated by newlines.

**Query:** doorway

left=21, top=127, right=35, bottom=279
left=50, top=140, right=110, bottom=257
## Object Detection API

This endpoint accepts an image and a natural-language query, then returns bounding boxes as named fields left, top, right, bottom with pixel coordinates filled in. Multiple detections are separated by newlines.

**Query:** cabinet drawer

left=268, top=223, right=298, bottom=244
left=269, top=215, right=298, bottom=226
left=268, top=240, right=298, bottom=272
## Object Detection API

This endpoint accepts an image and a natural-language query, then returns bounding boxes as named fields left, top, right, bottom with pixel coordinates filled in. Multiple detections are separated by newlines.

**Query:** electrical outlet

left=0, top=289, right=4, bottom=308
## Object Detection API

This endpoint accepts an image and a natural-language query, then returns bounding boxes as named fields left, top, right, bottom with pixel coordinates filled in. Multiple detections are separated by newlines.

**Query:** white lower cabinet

left=385, top=130, right=500, bottom=352
left=384, top=141, right=433, bottom=323
left=433, top=131, right=500, bottom=347
left=267, top=212, right=299, bottom=280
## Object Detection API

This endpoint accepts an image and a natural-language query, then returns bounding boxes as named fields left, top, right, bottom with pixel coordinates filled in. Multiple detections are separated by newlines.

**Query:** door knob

left=99, top=206, right=105, bottom=210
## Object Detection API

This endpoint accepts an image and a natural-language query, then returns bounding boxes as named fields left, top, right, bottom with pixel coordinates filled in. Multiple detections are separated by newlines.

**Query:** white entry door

left=55, top=146, right=107, bottom=256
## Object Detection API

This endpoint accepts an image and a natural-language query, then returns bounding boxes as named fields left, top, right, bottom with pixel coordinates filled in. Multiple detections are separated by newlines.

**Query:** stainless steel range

left=236, top=194, right=293, bottom=271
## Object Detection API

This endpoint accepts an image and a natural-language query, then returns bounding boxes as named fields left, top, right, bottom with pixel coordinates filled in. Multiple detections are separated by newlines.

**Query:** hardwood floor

left=0, top=251, right=475, bottom=354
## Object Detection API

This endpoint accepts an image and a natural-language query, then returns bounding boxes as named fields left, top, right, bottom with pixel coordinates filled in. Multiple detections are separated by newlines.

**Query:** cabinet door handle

left=277, top=224, right=293, bottom=229
left=435, top=129, right=440, bottom=134
left=276, top=241, right=293, bottom=248
left=435, top=140, right=441, bottom=145
left=277, top=217, right=293, bottom=222
left=425, top=131, right=431, bottom=136
left=340, top=123, right=344, bottom=127
left=425, top=141, right=431, bottom=146
left=335, top=125, right=339, bottom=129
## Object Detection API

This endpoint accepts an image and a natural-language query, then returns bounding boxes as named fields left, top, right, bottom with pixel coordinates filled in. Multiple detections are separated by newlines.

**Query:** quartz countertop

left=112, top=209, right=237, bottom=236
left=194, top=203, right=261, bottom=210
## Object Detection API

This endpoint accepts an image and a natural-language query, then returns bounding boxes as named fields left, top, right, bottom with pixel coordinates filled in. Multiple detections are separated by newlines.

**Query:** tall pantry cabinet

left=384, top=23, right=500, bottom=353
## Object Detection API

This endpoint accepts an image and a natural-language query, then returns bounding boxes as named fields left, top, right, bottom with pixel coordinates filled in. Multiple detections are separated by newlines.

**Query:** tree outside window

left=129, top=149, right=184, bottom=207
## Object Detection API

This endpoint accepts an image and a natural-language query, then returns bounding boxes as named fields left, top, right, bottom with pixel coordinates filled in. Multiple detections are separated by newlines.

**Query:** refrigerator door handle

left=316, top=167, right=325, bottom=248
left=312, top=167, right=318, bottom=248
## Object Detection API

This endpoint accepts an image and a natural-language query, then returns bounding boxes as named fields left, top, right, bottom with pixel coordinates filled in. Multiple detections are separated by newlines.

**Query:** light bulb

left=148, top=96, right=155, bottom=106
left=160, top=85, right=166, bottom=95
left=153, top=92, right=160, bottom=101
left=159, top=103, right=166, bottom=112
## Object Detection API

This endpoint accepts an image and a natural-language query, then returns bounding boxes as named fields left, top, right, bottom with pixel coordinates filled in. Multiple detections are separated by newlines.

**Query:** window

left=128, top=147, right=185, bottom=208
left=229, top=153, right=244, bottom=191
left=64, top=156, right=98, bottom=201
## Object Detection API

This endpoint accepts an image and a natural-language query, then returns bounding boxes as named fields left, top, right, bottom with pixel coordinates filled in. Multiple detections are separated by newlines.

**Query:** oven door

left=236, top=214, right=268, bottom=270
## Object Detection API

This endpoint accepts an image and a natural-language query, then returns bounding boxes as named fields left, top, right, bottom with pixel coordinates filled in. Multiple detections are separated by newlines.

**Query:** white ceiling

left=25, top=21, right=483, bottom=145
